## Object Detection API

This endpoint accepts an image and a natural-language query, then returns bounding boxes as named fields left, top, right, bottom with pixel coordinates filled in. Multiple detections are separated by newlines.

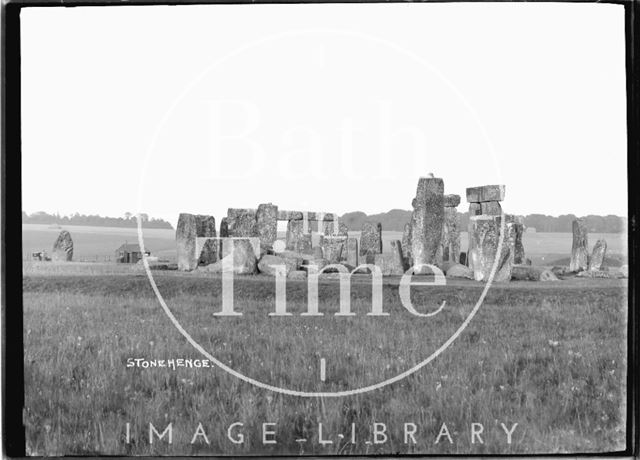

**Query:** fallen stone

left=466, top=185, right=505, bottom=203
left=302, top=258, right=329, bottom=273
left=257, top=254, right=299, bottom=276
left=569, top=218, right=589, bottom=272
left=551, top=266, right=570, bottom=277
left=576, top=270, right=611, bottom=279
left=589, top=239, right=607, bottom=271
left=511, top=265, right=559, bottom=281
left=444, top=263, right=473, bottom=279
left=52, top=230, right=74, bottom=261
left=410, top=176, right=444, bottom=273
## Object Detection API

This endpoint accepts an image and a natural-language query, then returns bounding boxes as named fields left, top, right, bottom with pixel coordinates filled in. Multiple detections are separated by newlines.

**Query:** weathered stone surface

left=176, top=213, right=197, bottom=271
left=286, top=220, right=312, bottom=253
left=513, top=216, right=525, bottom=264
left=227, top=208, right=258, bottom=238
left=360, top=222, right=383, bottom=259
left=466, top=185, right=505, bottom=203
left=277, top=211, right=336, bottom=222
left=219, top=218, right=229, bottom=237
left=576, top=270, right=611, bottom=279
left=52, top=230, right=73, bottom=261
left=345, top=238, right=359, bottom=267
left=551, top=266, right=569, bottom=277
left=373, top=240, right=405, bottom=275
left=468, top=215, right=515, bottom=282
left=442, top=207, right=460, bottom=263
left=569, top=219, right=589, bottom=272
left=313, top=246, right=324, bottom=259
left=445, top=263, right=473, bottom=279
left=202, top=238, right=257, bottom=274
left=322, top=237, right=345, bottom=263
left=322, top=220, right=348, bottom=236
left=257, top=254, right=300, bottom=276
left=410, top=177, right=444, bottom=273
left=469, top=203, right=482, bottom=216
left=511, top=265, right=559, bottom=281
left=401, top=222, right=412, bottom=261
left=256, top=203, right=278, bottom=253
left=288, top=270, right=308, bottom=280
left=444, top=194, right=461, bottom=207
left=480, top=201, right=502, bottom=216
left=192, top=215, right=218, bottom=266
left=589, top=239, right=607, bottom=271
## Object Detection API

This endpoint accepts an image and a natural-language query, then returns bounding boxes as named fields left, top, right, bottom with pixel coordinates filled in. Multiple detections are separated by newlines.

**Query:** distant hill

left=339, top=210, right=627, bottom=233
left=22, top=211, right=173, bottom=229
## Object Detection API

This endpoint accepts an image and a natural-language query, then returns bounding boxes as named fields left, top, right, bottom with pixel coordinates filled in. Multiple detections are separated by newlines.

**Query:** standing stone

left=176, top=213, right=197, bottom=271
left=219, top=218, right=229, bottom=237
left=401, top=222, right=412, bottom=261
left=195, top=215, right=217, bottom=266
left=589, top=239, right=607, bottom=271
left=374, top=241, right=405, bottom=275
left=202, top=238, right=257, bottom=275
left=256, top=203, right=278, bottom=253
left=570, top=219, right=589, bottom=272
left=442, top=205, right=460, bottom=263
left=360, top=222, right=383, bottom=263
left=51, top=230, right=73, bottom=261
left=177, top=213, right=218, bottom=270
left=323, top=239, right=345, bottom=263
left=323, top=220, right=348, bottom=237
left=513, top=216, right=525, bottom=264
left=345, top=238, right=359, bottom=267
left=286, top=220, right=312, bottom=253
left=469, top=203, right=482, bottom=216
left=410, top=177, right=444, bottom=273
left=468, top=215, right=515, bottom=282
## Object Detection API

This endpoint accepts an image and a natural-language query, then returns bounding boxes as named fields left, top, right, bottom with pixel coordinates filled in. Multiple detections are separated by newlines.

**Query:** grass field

left=23, top=262, right=628, bottom=455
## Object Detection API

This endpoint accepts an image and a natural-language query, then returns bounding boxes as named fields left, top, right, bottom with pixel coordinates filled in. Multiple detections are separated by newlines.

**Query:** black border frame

left=2, top=0, right=638, bottom=458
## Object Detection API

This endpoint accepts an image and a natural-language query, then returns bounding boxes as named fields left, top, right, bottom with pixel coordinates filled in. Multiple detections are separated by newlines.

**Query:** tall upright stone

left=374, top=240, right=405, bottom=275
left=256, top=203, right=278, bottom=253
left=359, top=222, right=383, bottom=263
left=468, top=215, right=515, bottom=282
left=513, top=215, right=526, bottom=264
left=442, top=194, right=461, bottom=264
left=466, top=184, right=506, bottom=273
left=401, top=222, right=412, bottom=261
left=286, top=219, right=312, bottom=253
left=177, top=213, right=197, bottom=271
left=410, top=176, right=444, bottom=273
left=177, top=213, right=218, bottom=270
left=195, top=215, right=217, bottom=266
left=590, top=239, right=607, bottom=271
left=570, top=218, right=589, bottom=272
left=345, top=238, right=359, bottom=267
left=52, top=230, right=73, bottom=262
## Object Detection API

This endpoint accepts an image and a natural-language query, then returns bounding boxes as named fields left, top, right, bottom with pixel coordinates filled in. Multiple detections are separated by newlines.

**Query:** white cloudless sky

left=21, top=3, right=627, bottom=227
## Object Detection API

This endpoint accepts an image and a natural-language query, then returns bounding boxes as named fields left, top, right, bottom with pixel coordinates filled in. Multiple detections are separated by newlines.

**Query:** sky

left=21, top=3, right=627, bottom=227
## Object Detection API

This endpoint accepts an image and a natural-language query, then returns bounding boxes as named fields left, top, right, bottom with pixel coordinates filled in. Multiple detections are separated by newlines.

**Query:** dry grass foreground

left=23, top=263, right=627, bottom=455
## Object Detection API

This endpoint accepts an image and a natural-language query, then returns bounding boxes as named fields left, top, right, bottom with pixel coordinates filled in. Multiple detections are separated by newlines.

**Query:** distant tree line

left=340, top=210, right=627, bottom=233
left=22, top=211, right=173, bottom=229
